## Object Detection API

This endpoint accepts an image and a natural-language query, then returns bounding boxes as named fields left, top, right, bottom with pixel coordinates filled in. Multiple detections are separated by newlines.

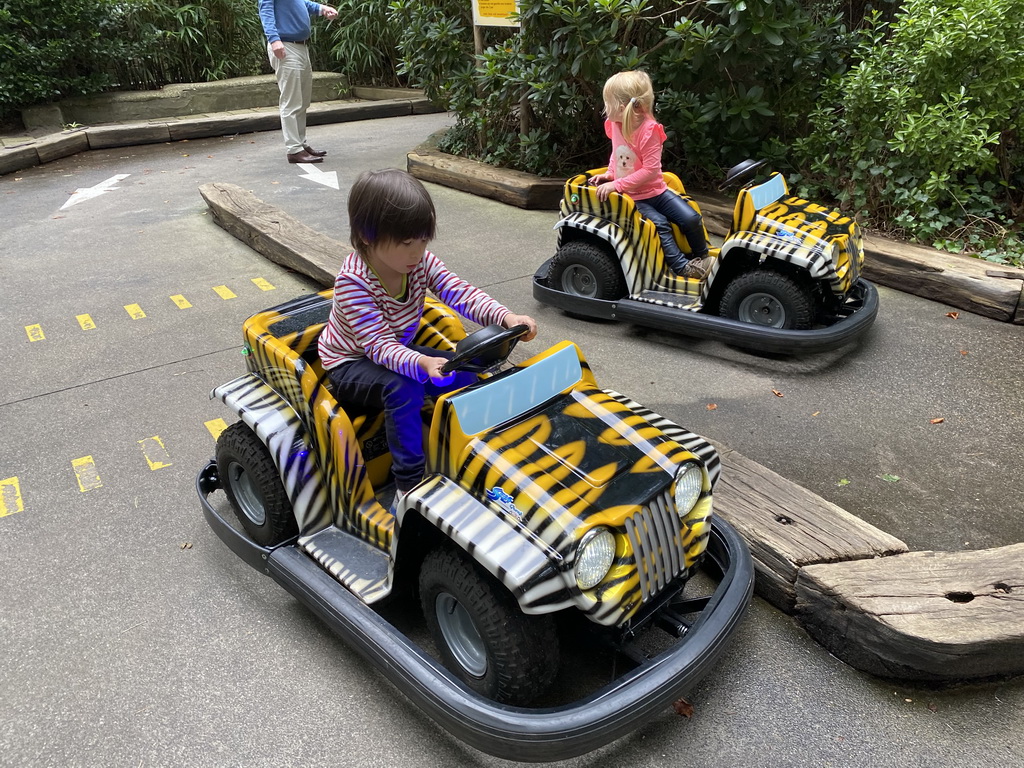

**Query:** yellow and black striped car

left=534, top=160, right=879, bottom=355
left=196, top=289, right=753, bottom=761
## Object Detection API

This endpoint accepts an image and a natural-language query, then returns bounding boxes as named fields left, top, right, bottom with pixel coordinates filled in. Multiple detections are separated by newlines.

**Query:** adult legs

left=268, top=41, right=312, bottom=154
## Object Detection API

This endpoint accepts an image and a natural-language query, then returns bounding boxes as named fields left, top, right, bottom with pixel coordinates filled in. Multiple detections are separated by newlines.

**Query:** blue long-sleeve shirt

left=258, top=0, right=322, bottom=44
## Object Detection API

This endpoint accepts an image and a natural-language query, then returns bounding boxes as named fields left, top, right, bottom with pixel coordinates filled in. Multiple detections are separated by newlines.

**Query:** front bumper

left=197, top=460, right=754, bottom=762
left=533, top=260, right=879, bottom=355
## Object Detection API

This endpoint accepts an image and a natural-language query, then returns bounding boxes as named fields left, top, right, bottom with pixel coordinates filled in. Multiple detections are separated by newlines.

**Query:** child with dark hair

left=318, top=169, right=537, bottom=509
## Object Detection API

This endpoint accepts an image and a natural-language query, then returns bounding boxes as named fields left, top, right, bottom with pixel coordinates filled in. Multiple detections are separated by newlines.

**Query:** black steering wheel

left=440, top=324, right=531, bottom=375
left=719, top=159, right=767, bottom=191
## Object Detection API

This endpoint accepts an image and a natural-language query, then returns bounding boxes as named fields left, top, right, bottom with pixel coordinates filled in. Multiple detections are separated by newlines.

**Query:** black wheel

left=719, top=269, right=814, bottom=330
left=215, top=421, right=296, bottom=546
left=419, top=547, right=559, bottom=705
left=549, top=239, right=626, bottom=300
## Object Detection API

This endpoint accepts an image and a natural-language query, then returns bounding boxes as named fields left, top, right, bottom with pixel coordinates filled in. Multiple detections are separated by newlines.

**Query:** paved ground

left=1, top=112, right=1022, bottom=766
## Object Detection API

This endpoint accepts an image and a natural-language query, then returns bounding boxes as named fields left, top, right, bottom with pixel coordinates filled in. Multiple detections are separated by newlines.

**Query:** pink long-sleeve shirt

left=318, top=250, right=510, bottom=382
left=604, top=116, right=669, bottom=201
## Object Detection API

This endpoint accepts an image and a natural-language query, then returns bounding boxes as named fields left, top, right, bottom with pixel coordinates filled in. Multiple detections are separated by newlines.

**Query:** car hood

left=463, top=389, right=683, bottom=536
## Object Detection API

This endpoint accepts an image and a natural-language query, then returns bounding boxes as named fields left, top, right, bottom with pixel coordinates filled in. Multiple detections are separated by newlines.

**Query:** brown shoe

left=303, top=144, right=327, bottom=157
left=681, top=257, right=708, bottom=279
left=287, top=149, right=323, bottom=164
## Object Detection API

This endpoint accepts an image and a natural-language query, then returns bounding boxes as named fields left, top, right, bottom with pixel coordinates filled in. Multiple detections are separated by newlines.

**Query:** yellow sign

left=472, top=0, right=519, bottom=27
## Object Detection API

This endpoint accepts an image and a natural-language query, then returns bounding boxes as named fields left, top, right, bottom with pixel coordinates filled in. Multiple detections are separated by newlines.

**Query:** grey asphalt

left=1, top=112, right=1022, bottom=766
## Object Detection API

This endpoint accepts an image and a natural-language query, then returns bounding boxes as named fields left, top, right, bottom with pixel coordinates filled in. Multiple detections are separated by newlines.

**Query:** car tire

left=216, top=421, right=296, bottom=547
left=719, top=269, right=814, bottom=330
left=549, top=240, right=627, bottom=300
left=419, top=547, right=559, bottom=705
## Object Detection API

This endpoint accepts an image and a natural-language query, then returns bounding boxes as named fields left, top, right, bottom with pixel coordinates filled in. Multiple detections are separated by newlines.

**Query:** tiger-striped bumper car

left=196, top=290, right=753, bottom=762
left=534, top=161, right=879, bottom=355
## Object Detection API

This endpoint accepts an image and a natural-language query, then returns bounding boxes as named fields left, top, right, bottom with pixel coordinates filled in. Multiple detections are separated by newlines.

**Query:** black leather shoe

left=303, top=144, right=327, bottom=157
left=287, top=149, right=323, bottom=164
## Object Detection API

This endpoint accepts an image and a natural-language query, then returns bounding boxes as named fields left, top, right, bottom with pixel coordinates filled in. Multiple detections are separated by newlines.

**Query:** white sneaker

left=388, top=488, right=407, bottom=515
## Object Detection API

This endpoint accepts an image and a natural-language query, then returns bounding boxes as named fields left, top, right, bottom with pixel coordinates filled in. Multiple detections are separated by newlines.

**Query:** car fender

left=719, top=230, right=835, bottom=282
left=554, top=211, right=653, bottom=294
left=397, top=475, right=577, bottom=616
left=213, top=373, right=333, bottom=535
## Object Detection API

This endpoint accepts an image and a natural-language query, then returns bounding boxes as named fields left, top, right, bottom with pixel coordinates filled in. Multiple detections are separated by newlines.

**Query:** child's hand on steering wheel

left=503, top=313, right=538, bottom=342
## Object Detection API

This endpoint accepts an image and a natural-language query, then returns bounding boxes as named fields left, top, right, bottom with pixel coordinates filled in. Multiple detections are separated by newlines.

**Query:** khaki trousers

left=268, top=41, right=312, bottom=154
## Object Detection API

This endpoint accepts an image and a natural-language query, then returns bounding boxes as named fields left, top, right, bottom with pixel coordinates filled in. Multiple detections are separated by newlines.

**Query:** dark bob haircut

left=348, top=168, right=437, bottom=255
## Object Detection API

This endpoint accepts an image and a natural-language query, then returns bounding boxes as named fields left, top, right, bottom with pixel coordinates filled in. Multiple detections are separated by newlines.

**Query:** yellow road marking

left=0, top=477, right=24, bottom=517
left=124, top=303, right=146, bottom=319
left=251, top=277, right=276, bottom=291
left=71, top=456, right=103, bottom=492
left=25, top=324, right=45, bottom=342
left=170, top=294, right=192, bottom=309
left=204, top=418, right=228, bottom=440
left=213, top=285, right=236, bottom=300
left=138, top=436, right=172, bottom=470
left=77, top=314, right=96, bottom=331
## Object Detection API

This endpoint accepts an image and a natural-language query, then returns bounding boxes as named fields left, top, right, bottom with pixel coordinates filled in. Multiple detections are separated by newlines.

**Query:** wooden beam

left=198, top=181, right=344, bottom=287
left=796, top=545, right=1024, bottom=680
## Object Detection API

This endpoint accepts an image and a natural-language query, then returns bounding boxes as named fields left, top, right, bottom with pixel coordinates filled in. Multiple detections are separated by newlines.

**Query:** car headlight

left=574, top=527, right=616, bottom=590
left=673, top=461, right=704, bottom=517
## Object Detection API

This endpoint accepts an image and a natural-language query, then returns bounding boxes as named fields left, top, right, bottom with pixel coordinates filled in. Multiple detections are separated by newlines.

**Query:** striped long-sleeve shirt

left=317, top=251, right=511, bottom=381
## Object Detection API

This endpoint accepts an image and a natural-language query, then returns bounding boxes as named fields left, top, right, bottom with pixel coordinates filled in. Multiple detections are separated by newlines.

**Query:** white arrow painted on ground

left=297, top=163, right=339, bottom=190
left=60, top=173, right=131, bottom=210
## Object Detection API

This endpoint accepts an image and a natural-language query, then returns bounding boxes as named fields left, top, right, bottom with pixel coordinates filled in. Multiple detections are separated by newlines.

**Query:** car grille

left=623, top=490, right=685, bottom=601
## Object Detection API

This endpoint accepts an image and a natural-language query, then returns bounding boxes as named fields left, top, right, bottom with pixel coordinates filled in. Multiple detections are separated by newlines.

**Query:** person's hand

left=503, top=313, right=538, bottom=342
left=588, top=173, right=610, bottom=186
left=419, top=355, right=450, bottom=382
left=321, top=4, right=338, bottom=19
left=270, top=40, right=286, bottom=59
left=595, top=181, right=616, bottom=201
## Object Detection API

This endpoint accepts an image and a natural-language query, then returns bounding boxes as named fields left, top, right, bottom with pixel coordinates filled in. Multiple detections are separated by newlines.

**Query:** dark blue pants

left=635, top=189, right=709, bottom=273
left=326, top=345, right=475, bottom=493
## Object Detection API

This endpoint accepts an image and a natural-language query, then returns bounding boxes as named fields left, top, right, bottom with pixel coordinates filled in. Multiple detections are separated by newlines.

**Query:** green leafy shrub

left=796, top=0, right=1024, bottom=265
left=390, top=0, right=851, bottom=185
left=0, top=0, right=124, bottom=118
left=316, top=0, right=405, bottom=87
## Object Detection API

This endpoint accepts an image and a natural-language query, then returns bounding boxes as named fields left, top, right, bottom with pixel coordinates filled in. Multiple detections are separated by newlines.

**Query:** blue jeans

left=326, top=345, right=476, bottom=493
left=635, top=190, right=709, bottom=273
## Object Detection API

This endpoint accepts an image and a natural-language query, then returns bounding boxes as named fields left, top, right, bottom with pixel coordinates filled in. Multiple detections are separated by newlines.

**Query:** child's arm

left=596, top=122, right=667, bottom=201
left=333, top=274, right=430, bottom=381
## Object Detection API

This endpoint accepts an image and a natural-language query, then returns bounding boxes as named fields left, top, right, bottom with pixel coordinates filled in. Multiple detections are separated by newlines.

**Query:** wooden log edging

left=199, top=182, right=1024, bottom=684
left=407, top=142, right=1024, bottom=324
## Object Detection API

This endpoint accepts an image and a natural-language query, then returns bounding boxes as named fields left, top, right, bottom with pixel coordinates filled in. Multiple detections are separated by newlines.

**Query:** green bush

left=795, top=0, right=1024, bottom=265
left=0, top=0, right=124, bottom=118
left=316, top=0, right=405, bottom=87
left=390, top=0, right=851, bottom=184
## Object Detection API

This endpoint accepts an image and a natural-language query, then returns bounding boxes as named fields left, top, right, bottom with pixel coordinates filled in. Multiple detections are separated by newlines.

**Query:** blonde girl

left=589, top=71, right=710, bottom=278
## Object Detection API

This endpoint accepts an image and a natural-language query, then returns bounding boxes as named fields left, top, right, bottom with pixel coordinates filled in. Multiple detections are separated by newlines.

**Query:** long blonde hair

left=603, top=70, right=655, bottom=143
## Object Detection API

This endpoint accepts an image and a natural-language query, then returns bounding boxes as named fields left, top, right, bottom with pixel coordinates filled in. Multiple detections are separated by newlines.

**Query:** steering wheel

left=719, top=159, right=767, bottom=191
left=440, top=324, right=531, bottom=375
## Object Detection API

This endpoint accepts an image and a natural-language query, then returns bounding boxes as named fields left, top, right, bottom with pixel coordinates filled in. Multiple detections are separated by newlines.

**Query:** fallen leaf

left=946, top=312, right=960, bottom=319
left=904, top=698, right=913, bottom=703
left=960, top=350, right=968, bottom=356
left=772, top=389, right=784, bottom=397
left=182, top=153, right=190, bottom=157
left=706, top=403, right=718, bottom=410
left=879, top=473, right=901, bottom=483
left=672, top=698, right=694, bottom=718
left=930, top=417, right=944, bottom=424
left=837, top=478, right=850, bottom=487
left=180, top=541, right=193, bottom=550
left=812, top=411, right=820, bottom=417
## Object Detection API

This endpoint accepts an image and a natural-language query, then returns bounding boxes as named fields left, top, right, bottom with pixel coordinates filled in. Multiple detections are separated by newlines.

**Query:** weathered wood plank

left=34, top=130, right=89, bottom=164
left=408, top=147, right=564, bottom=210
left=0, top=144, right=38, bottom=175
left=795, top=545, right=1024, bottom=680
left=714, top=446, right=908, bottom=612
left=198, top=182, right=345, bottom=287
left=169, top=113, right=279, bottom=141
left=86, top=122, right=171, bottom=149
left=860, top=235, right=1024, bottom=323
